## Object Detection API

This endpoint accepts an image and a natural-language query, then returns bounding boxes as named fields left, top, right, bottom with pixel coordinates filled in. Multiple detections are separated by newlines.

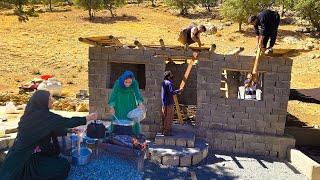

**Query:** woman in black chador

left=0, top=90, right=97, bottom=180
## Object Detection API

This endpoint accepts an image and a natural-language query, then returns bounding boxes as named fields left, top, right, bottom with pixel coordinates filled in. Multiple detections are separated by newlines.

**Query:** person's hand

left=109, top=107, right=115, bottom=115
left=138, top=103, right=145, bottom=110
left=86, top=112, right=98, bottom=122
left=178, top=88, right=183, bottom=95
left=68, top=128, right=81, bottom=134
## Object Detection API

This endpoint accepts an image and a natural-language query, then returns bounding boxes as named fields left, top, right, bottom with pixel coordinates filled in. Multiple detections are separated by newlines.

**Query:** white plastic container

left=37, top=78, right=62, bottom=97
left=238, top=86, right=245, bottom=99
left=5, top=102, right=17, bottom=114
left=256, top=89, right=262, bottom=100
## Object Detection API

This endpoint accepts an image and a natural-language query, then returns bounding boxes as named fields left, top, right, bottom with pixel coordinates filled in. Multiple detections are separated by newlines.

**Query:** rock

left=282, top=36, right=300, bottom=44
left=224, top=22, right=232, bottom=26
left=205, top=23, right=217, bottom=35
left=295, top=27, right=307, bottom=33
left=76, top=102, right=89, bottom=112
left=305, top=42, right=315, bottom=50
left=281, top=17, right=296, bottom=25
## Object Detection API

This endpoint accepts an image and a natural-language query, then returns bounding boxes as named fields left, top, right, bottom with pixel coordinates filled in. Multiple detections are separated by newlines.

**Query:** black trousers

left=262, top=31, right=278, bottom=48
left=262, top=12, right=280, bottom=49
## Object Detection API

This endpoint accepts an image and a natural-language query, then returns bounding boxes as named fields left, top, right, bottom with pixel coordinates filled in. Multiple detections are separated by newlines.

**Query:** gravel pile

left=67, top=154, right=142, bottom=180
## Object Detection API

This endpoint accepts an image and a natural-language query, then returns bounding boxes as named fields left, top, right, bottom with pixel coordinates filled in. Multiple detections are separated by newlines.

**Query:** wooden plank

left=252, top=48, right=262, bottom=75
left=228, top=47, right=244, bottom=55
left=174, top=52, right=198, bottom=124
left=179, top=52, right=198, bottom=89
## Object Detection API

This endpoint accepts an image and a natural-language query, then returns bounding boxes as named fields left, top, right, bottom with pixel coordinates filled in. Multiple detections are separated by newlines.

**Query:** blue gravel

left=67, top=154, right=142, bottom=180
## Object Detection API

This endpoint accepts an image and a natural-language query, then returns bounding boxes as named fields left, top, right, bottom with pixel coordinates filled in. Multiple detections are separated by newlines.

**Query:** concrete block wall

left=88, top=46, right=165, bottom=138
left=196, top=52, right=295, bottom=158
left=88, top=46, right=295, bottom=158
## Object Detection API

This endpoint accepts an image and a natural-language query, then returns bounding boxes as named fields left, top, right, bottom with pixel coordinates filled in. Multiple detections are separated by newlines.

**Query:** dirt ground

left=0, top=4, right=319, bottom=125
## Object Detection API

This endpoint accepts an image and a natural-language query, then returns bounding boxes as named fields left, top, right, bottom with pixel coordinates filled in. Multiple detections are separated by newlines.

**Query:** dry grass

left=0, top=5, right=319, bottom=124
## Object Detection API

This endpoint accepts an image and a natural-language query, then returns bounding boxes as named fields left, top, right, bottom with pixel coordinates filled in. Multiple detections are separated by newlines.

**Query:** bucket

left=71, top=147, right=92, bottom=166
left=70, top=134, right=78, bottom=150
left=256, top=89, right=262, bottom=100
left=238, top=86, right=245, bottom=99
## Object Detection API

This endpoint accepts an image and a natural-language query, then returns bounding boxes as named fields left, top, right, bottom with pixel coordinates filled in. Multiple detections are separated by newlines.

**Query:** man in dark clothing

left=178, top=25, right=207, bottom=47
left=161, top=71, right=182, bottom=136
left=248, top=10, right=280, bottom=54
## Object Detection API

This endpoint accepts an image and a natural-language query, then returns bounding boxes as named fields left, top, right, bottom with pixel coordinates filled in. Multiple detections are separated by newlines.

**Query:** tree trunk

left=239, top=21, right=242, bottom=32
left=108, top=5, right=115, bottom=18
left=280, top=4, right=285, bottom=17
left=49, top=0, right=53, bottom=12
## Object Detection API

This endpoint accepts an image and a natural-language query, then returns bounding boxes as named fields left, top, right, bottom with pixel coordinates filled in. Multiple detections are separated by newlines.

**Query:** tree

left=200, top=0, right=218, bottom=12
left=295, top=0, right=320, bottom=31
left=41, top=0, right=66, bottom=12
left=75, top=0, right=102, bottom=20
left=102, top=0, right=126, bottom=17
left=164, top=0, right=198, bottom=15
left=221, top=0, right=272, bottom=31
left=275, top=0, right=294, bottom=17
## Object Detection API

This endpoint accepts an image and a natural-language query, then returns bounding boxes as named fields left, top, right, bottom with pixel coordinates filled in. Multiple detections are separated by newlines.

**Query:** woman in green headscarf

left=0, top=90, right=98, bottom=180
left=108, top=70, right=144, bottom=135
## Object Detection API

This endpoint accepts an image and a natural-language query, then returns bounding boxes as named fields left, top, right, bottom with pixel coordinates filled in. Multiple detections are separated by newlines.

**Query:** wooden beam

left=134, top=40, right=144, bottom=49
left=252, top=48, right=262, bottom=75
left=209, top=44, right=217, bottom=53
left=179, top=52, right=198, bottom=89
left=228, top=47, right=244, bottom=55
left=159, top=39, right=165, bottom=49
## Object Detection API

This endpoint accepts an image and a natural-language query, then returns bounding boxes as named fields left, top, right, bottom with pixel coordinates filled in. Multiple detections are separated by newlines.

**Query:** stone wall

left=196, top=52, right=295, bottom=158
left=88, top=46, right=166, bottom=138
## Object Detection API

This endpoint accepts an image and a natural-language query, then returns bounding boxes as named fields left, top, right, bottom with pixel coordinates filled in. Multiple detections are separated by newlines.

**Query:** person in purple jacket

left=161, top=71, right=182, bottom=136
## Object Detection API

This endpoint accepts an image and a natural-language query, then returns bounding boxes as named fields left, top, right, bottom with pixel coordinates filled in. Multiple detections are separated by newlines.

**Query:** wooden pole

left=159, top=39, right=165, bottom=49
left=252, top=47, right=262, bottom=75
left=134, top=40, right=144, bottom=49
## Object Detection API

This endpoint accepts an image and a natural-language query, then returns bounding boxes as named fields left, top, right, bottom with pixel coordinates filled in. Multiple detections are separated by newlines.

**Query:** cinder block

left=162, top=155, right=179, bottom=166
left=176, top=138, right=187, bottom=147
left=187, top=140, right=195, bottom=148
left=192, top=152, right=203, bottom=165
left=180, top=155, right=192, bottom=167
left=155, top=137, right=164, bottom=145
left=165, top=138, right=176, bottom=146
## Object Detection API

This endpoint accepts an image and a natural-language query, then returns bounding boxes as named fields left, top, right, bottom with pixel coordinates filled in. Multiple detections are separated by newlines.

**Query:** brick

left=251, top=142, right=266, bottom=151
left=192, top=152, right=203, bottom=165
left=176, top=138, right=187, bottom=147
left=180, top=155, right=192, bottom=166
left=162, top=155, right=179, bottom=166
left=236, top=141, right=244, bottom=149
left=237, top=125, right=251, bottom=132
left=155, top=138, right=164, bottom=145
left=187, top=140, right=195, bottom=147
left=277, top=65, right=291, bottom=72
left=165, top=138, right=176, bottom=146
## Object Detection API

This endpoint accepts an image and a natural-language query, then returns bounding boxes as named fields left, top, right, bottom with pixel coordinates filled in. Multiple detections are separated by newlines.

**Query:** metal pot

left=71, top=147, right=92, bottom=166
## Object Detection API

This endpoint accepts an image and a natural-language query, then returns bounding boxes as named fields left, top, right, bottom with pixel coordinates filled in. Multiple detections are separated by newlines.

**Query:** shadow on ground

left=290, top=88, right=320, bottom=104
left=144, top=151, right=303, bottom=179
left=82, top=15, right=140, bottom=24
left=143, top=154, right=238, bottom=180
left=286, top=113, right=308, bottom=127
